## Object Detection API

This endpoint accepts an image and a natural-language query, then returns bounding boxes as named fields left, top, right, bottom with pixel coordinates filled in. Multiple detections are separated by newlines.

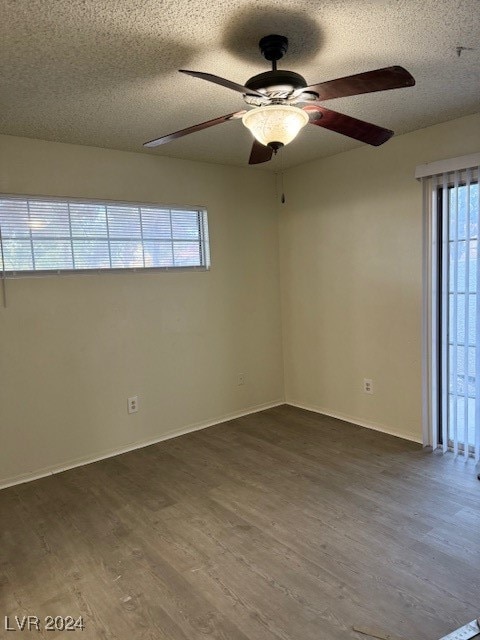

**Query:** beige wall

left=0, top=135, right=284, bottom=486
left=279, top=112, right=480, bottom=442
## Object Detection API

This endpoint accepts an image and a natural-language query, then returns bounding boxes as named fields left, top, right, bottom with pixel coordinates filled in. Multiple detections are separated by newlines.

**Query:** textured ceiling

left=0, top=0, right=479, bottom=169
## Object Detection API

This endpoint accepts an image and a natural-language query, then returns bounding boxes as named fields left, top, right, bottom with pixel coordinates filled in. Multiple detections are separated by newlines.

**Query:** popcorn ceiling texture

left=0, top=0, right=478, bottom=169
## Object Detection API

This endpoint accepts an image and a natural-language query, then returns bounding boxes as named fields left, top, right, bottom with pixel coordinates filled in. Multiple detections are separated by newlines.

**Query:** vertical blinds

left=427, top=166, right=479, bottom=461
left=0, top=196, right=210, bottom=273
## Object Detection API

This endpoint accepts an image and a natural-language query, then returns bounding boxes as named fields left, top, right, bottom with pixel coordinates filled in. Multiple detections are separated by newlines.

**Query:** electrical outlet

left=363, top=379, right=373, bottom=394
left=238, top=373, right=246, bottom=386
left=127, top=396, right=139, bottom=414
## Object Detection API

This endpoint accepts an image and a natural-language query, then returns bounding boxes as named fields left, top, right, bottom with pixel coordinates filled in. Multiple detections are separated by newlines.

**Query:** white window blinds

left=421, top=163, right=480, bottom=462
left=0, top=196, right=210, bottom=274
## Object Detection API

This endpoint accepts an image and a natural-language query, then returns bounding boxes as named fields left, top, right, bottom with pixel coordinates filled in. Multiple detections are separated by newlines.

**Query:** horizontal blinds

left=0, top=197, right=209, bottom=273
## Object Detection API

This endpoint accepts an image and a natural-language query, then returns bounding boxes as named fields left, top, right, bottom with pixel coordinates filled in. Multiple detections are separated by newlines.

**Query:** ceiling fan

left=144, top=34, right=415, bottom=164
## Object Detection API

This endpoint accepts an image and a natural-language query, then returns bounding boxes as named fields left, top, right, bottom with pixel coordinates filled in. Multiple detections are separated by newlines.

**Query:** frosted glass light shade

left=242, top=105, right=309, bottom=147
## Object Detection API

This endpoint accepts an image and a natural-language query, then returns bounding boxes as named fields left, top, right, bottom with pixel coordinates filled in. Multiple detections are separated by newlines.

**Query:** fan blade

left=305, top=105, right=393, bottom=146
left=179, top=70, right=265, bottom=97
left=300, top=66, right=415, bottom=101
left=143, top=112, right=244, bottom=148
left=249, top=140, right=273, bottom=165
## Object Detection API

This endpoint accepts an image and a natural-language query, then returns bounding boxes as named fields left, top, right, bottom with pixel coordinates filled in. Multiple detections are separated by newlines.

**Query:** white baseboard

left=0, top=399, right=285, bottom=490
left=286, top=401, right=423, bottom=444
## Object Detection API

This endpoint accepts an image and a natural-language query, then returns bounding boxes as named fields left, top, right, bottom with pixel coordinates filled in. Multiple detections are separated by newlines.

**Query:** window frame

left=0, top=193, right=210, bottom=277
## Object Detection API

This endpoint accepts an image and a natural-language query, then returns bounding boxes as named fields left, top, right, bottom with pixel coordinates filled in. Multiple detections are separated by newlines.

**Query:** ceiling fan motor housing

left=245, top=70, right=308, bottom=95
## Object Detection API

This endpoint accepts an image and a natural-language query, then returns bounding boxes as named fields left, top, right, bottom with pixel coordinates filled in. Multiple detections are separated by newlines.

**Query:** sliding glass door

left=439, top=171, right=479, bottom=458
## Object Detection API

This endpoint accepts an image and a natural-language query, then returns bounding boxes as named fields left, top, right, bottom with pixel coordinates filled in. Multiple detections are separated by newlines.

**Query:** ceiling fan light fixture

left=242, top=105, right=309, bottom=148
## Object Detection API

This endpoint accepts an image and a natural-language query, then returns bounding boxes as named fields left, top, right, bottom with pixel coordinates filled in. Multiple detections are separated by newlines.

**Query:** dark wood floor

left=1, top=405, right=479, bottom=640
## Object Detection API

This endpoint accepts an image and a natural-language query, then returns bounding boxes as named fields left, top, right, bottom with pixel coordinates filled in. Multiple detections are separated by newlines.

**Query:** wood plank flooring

left=1, top=405, right=479, bottom=640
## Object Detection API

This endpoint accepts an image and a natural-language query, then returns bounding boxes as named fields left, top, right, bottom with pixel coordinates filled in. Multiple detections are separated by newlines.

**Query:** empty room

left=1, top=1, right=479, bottom=638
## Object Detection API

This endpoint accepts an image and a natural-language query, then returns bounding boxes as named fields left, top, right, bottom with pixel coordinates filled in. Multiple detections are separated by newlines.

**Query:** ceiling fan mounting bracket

left=259, top=34, right=289, bottom=63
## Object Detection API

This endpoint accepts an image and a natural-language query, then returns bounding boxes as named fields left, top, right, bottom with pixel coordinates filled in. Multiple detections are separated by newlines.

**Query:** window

left=0, top=196, right=210, bottom=274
